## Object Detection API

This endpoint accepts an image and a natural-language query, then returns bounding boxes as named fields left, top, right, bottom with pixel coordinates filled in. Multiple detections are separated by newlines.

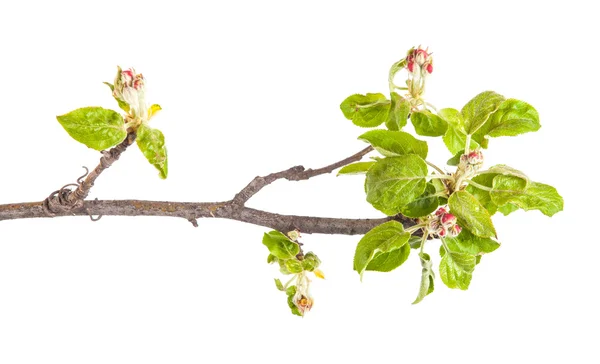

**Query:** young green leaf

left=301, top=252, right=321, bottom=272
left=449, top=191, right=497, bottom=238
left=358, top=130, right=428, bottom=158
left=365, top=155, right=428, bottom=215
left=340, top=93, right=391, bottom=128
left=136, top=123, right=168, bottom=179
left=461, top=91, right=505, bottom=135
left=366, top=244, right=411, bottom=272
left=385, top=92, right=411, bottom=131
left=447, top=150, right=464, bottom=166
left=491, top=176, right=563, bottom=216
left=410, top=110, right=448, bottom=136
left=285, top=286, right=302, bottom=316
left=353, top=221, right=410, bottom=279
left=497, top=203, right=519, bottom=216
left=443, top=125, right=479, bottom=155
left=262, top=231, right=300, bottom=260
left=439, top=250, right=476, bottom=290
left=444, top=228, right=500, bottom=256
left=274, top=278, right=284, bottom=291
left=56, top=107, right=126, bottom=151
left=480, top=99, right=540, bottom=138
left=399, top=183, right=440, bottom=218
left=285, top=259, right=304, bottom=274
left=477, top=165, right=529, bottom=184
left=466, top=174, right=498, bottom=215
left=413, top=252, right=435, bottom=304
left=337, top=162, right=375, bottom=176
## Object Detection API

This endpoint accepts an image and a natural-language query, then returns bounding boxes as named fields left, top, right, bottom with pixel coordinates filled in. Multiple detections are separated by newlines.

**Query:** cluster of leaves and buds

left=335, top=45, right=563, bottom=306
left=56, top=67, right=168, bottom=178
left=263, top=230, right=324, bottom=316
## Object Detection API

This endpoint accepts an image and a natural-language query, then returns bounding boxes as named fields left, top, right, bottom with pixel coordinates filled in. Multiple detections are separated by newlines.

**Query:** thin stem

left=426, top=160, right=446, bottom=175
left=406, top=224, right=426, bottom=235
left=425, top=102, right=438, bottom=113
left=465, top=134, right=472, bottom=154
left=465, top=179, right=493, bottom=192
left=428, top=174, right=453, bottom=180
left=419, top=229, right=429, bottom=255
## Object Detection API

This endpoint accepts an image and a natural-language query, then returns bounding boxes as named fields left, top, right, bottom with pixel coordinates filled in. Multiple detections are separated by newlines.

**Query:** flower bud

left=438, top=226, right=447, bottom=237
left=405, top=46, right=433, bottom=75
left=435, top=207, right=448, bottom=216
left=448, top=224, right=462, bottom=238
left=113, top=67, right=147, bottom=120
left=466, top=150, right=484, bottom=165
left=293, top=293, right=314, bottom=315
left=440, top=213, right=457, bottom=227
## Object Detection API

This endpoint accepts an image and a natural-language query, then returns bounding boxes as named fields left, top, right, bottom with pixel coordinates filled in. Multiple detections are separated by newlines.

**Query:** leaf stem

left=426, top=160, right=446, bottom=175
left=465, top=179, right=493, bottom=192
left=465, top=134, right=472, bottom=154
left=406, top=223, right=426, bottom=235
left=419, top=229, right=429, bottom=255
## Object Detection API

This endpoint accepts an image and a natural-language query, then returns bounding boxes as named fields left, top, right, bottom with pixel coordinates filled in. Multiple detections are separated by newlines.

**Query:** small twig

left=233, top=146, right=373, bottom=206
left=67, top=132, right=137, bottom=203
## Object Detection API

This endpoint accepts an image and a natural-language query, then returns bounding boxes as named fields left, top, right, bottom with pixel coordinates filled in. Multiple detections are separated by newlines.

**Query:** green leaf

left=267, top=254, right=278, bottom=264
left=408, top=235, right=423, bottom=249
left=340, top=93, right=391, bottom=128
left=413, top=253, right=435, bottom=304
left=301, top=252, right=321, bottom=272
left=410, top=110, right=448, bottom=137
left=447, top=150, right=464, bottom=166
left=481, top=99, right=540, bottom=137
left=285, top=286, right=302, bottom=316
left=136, top=123, right=168, bottom=179
left=385, top=92, right=410, bottom=130
left=262, top=231, right=300, bottom=260
left=449, top=191, right=497, bottom=238
left=274, top=278, right=284, bottom=291
left=488, top=175, right=527, bottom=206
left=365, top=155, right=428, bottom=215
left=491, top=176, right=563, bottom=216
left=56, top=107, right=126, bottom=151
left=366, top=243, right=411, bottom=272
left=439, top=250, right=476, bottom=290
left=462, top=91, right=506, bottom=135
left=444, top=228, right=500, bottom=256
left=285, top=259, right=304, bottom=274
left=399, top=183, right=440, bottom=218
left=477, top=165, right=529, bottom=184
left=497, top=203, right=519, bottom=216
left=443, top=126, right=479, bottom=155
left=466, top=174, right=498, bottom=215
left=358, top=130, right=428, bottom=158
left=337, top=162, right=375, bottom=176
left=353, top=221, right=410, bottom=279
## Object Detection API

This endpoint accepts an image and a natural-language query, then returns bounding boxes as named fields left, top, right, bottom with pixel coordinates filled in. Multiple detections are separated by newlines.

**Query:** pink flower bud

left=467, top=150, right=484, bottom=165
left=435, top=207, right=447, bottom=216
left=426, top=63, right=433, bottom=74
left=441, top=213, right=457, bottom=226
left=407, top=61, right=415, bottom=73
left=448, top=224, right=462, bottom=237
left=438, top=226, right=447, bottom=237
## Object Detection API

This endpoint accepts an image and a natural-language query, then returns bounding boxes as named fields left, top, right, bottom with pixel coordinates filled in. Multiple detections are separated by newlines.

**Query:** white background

left=0, top=1, right=598, bottom=363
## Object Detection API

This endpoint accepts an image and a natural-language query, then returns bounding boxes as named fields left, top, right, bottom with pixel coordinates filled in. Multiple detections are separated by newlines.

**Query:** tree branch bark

left=0, top=145, right=418, bottom=235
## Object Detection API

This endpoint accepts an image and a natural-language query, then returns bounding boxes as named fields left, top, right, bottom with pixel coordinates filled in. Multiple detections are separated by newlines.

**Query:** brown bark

left=0, top=144, right=418, bottom=235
